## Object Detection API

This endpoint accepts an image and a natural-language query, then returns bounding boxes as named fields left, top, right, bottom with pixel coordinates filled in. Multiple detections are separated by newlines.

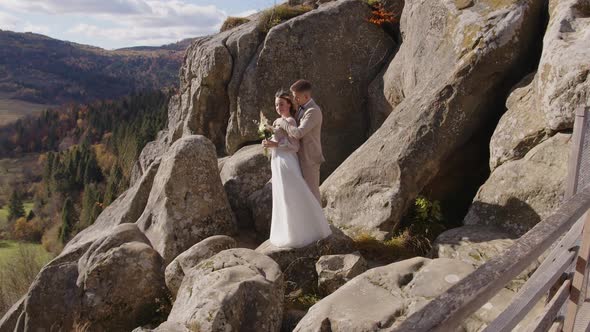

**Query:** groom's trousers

left=301, top=163, right=321, bottom=204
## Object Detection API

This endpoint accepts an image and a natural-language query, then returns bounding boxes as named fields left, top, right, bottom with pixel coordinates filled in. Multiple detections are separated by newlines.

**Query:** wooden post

left=565, top=107, right=589, bottom=199
left=563, top=106, right=590, bottom=332
left=563, top=212, right=590, bottom=332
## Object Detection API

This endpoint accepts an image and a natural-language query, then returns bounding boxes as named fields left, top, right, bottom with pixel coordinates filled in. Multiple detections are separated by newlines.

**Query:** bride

left=262, top=91, right=332, bottom=248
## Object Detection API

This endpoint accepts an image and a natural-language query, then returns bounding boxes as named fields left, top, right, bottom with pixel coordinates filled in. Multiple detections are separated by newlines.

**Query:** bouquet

left=257, top=118, right=273, bottom=157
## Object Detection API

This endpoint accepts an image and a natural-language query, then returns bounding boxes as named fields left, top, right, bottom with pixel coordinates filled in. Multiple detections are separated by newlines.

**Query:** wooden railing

left=392, top=107, right=590, bottom=332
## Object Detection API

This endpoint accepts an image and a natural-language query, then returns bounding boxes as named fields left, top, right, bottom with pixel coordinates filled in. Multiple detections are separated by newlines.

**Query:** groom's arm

left=277, top=108, right=321, bottom=139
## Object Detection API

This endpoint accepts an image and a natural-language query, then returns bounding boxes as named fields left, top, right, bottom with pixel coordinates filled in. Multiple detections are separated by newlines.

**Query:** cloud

left=0, top=11, right=20, bottom=30
left=0, top=0, right=151, bottom=15
left=233, top=9, right=257, bottom=18
left=0, top=0, right=262, bottom=48
left=0, top=12, right=51, bottom=35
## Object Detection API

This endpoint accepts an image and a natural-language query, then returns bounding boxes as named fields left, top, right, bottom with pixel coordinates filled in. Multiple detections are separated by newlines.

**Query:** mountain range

left=0, top=30, right=195, bottom=105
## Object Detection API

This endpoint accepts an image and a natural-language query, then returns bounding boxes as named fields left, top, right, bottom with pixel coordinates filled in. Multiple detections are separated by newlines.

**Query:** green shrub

left=259, top=4, right=313, bottom=33
left=220, top=17, right=250, bottom=32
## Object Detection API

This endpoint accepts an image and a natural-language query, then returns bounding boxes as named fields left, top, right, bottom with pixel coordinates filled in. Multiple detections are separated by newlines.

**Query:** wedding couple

left=261, top=79, right=332, bottom=248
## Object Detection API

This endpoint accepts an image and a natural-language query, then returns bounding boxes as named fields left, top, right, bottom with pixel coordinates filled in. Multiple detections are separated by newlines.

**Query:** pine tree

left=80, top=183, right=101, bottom=229
left=103, top=165, right=122, bottom=205
left=59, top=197, right=75, bottom=244
left=7, top=189, right=25, bottom=221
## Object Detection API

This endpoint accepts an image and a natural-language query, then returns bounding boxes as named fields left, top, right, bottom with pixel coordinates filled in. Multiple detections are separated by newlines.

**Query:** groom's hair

left=290, top=79, right=312, bottom=93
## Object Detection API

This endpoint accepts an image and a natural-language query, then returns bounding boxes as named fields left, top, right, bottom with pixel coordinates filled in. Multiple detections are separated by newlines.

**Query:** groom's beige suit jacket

left=278, top=98, right=325, bottom=202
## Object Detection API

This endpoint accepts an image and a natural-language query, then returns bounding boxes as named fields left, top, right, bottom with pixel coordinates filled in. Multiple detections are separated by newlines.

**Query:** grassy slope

left=0, top=239, right=52, bottom=266
left=0, top=96, right=53, bottom=126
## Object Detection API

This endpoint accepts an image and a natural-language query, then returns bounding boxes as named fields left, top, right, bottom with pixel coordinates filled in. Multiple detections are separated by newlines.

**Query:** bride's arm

left=276, top=118, right=300, bottom=152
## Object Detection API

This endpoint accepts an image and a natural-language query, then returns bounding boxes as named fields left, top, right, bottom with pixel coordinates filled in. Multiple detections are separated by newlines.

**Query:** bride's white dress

left=268, top=116, right=332, bottom=248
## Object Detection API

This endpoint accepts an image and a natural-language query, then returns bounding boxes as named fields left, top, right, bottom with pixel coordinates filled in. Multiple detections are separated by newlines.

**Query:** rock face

left=158, top=248, right=284, bottom=332
left=432, top=226, right=516, bottom=267
left=464, top=133, right=571, bottom=236
left=248, top=180, right=273, bottom=239
left=3, top=224, right=170, bottom=332
left=294, top=257, right=475, bottom=331
left=316, top=252, right=368, bottom=294
left=463, top=0, right=589, bottom=236
left=165, top=235, right=237, bottom=298
left=295, top=256, right=543, bottom=331
left=166, top=17, right=264, bottom=155
left=220, top=144, right=271, bottom=228
left=489, top=74, right=552, bottom=171
left=536, top=0, right=590, bottom=131
left=256, top=226, right=354, bottom=292
left=136, top=135, right=236, bottom=263
left=321, top=0, right=545, bottom=239
left=227, top=0, right=396, bottom=178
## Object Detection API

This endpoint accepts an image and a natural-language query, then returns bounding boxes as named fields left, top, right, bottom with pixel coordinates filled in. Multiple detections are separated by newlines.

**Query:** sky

left=0, top=0, right=279, bottom=50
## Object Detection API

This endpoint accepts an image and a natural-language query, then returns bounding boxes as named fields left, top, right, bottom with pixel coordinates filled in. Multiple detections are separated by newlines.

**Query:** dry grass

left=0, top=241, right=54, bottom=317
left=353, top=230, right=423, bottom=264
left=220, top=17, right=250, bottom=32
left=258, top=4, right=313, bottom=33
left=0, top=97, right=53, bottom=126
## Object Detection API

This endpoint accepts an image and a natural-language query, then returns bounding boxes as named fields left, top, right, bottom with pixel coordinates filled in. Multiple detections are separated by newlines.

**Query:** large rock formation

left=248, top=180, right=273, bottom=239
left=295, top=256, right=543, bottom=331
left=136, top=135, right=236, bottom=263
left=321, top=0, right=545, bottom=239
left=464, top=0, right=589, bottom=235
left=465, top=133, right=571, bottom=235
left=536, top=0, right=590, bottom=131
left=1, top=224, right=170, bottom=332
left=153, top=248, right=284, bottom=332
left=220, top=144, right=271, bottom=228
left=294, top=257, right=475, bottom=331
left=227, top=0, right=396, bottom=178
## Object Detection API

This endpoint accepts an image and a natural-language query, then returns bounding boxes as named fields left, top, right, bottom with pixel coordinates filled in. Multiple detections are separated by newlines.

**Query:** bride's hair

left=275, top=90, right=296, bottom=117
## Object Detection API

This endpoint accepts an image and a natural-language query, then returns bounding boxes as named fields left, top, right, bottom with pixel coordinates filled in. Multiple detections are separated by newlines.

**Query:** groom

left=265, top=79, right=325, bottom=203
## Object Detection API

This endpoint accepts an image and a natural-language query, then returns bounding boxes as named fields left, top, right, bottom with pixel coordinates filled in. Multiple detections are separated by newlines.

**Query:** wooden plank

left=390, top=186, right=590, bottom=332
left=527, top=279, right=571, bottom=332
left=564, top=212, right=590, bottom=332
left=566, top=107, right=588, bottom=199
left=483, top=248, right=576, bottom=332
left=482, top=215, right=584, bottom=331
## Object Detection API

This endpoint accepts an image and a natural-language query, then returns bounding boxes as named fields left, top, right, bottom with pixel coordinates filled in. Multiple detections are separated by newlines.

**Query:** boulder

left=220, top=144, right=271, bottom=228
left=316, top=251, right=368, bottom=294
left=464, top=133, right=571, bottom=236
left=321, top=0, right=545, bottom=240
left=294, top=257, right=474, bottom=331
left=136, top=135, right=236, bottom=263
left=161, top=248, right=284, bottom=332
left=7, top=224, right=169, bottom=332
left=256, top=226, right=354, bottom=292
left=536, top=0, right=590, bottom=131
left=248, top=180, right=273, bottom=239
left=165, top=235, right=237, bottom=298
left=130, top=129, right=171, bottom=186
left=228, top=0, right=396, bottom=178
